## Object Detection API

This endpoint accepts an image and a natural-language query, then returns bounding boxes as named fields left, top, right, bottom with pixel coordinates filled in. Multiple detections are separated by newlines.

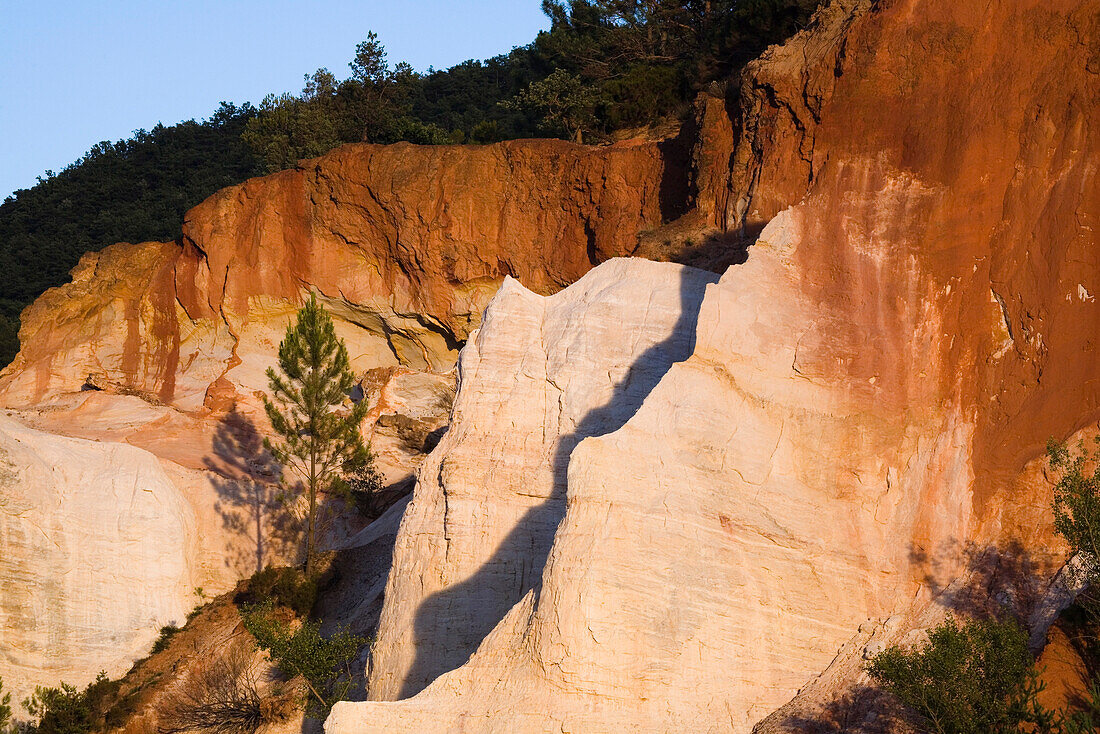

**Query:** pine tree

left=262, top=292, right=372, bottom=577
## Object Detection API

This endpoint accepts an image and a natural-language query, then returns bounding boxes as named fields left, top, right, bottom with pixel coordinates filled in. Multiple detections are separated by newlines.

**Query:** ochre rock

left=0, top=103, right=728, bottom=705
left=0, top=135, right=693, bottom=412
left=329, top=0, right=1100, bottom=730
left=366, top=258, right=719, bottom=701
left=0, top=241, right=202, bottom=408
left=0, top=0, right=1096, bottom=726
left=360, top=367, right=455, bottom=492
left=0, top=126, right=704, bottom=704
left=0, top=371, right=443, bottom=703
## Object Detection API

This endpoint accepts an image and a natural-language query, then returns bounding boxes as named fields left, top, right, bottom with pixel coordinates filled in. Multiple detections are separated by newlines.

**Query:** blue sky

left=0, top=1, right=550, bottom=200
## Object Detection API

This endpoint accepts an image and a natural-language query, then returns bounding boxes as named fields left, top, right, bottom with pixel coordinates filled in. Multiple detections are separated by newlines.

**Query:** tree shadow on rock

left=396, top=265, right=721, bottom=698
left=760, top=684, right=918, bottom=734
left=909, top=538, right=1052, bottom=620
left=203, top=405, right=301, bottom=576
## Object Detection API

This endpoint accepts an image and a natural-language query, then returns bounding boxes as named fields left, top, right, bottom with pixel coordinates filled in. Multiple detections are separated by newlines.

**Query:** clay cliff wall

left=0, top=0, right=1096, bottom=727
left=0, top=133, right=712, bottom=412
left=328, top=0, right=1100, bottom=730
left=0, top=74, right=733, bottom=706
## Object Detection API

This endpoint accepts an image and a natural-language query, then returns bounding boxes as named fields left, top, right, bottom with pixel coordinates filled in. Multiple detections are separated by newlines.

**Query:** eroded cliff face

left=329, top=0, right=1100, bottom=731
left=0, top=136, right=696, bottom=412
left=0, top=415, right=195, bottom=704
left=0, top=365, right=452, bottom=707
left=0, top=0, right=1096, bottom=726
left=0, top=97, right=726, bottom=705
left=367, top=259, right=720, bottom=701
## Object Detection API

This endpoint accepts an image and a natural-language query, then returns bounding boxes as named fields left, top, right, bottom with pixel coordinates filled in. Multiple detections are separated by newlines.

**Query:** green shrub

left=862, top=616, right=1100, bottom=734
left=863, top=440, right=1100, bottom=733
left=1049, top=437, right=1100, bottom=581
left=240, top=604, right=365, bottom=717
left=22, top=672, right=127, bottom=734
left=23, top=681, right=95, bottom=734
left=866, top=615, right=1064, bottom=734
left=236, top=567, right=318, bottom=617
left=17, top=671, right=141, bottom=734
left=151, top=625, right=180, bottom=655
left=0, top=676, right=11, bottom=732
left=345, top=464, right=385, bottom=517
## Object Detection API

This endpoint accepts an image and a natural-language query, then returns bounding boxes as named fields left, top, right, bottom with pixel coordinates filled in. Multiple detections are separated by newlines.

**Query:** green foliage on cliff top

left=242, top=0, right=822, bottom=168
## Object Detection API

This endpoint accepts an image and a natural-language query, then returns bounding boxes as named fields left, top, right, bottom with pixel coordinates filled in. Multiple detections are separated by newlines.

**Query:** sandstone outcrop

left=0, top=415, right=196, bottom=704
left=0, top=122, right=711, bottom=702
left=328, top=0, right=1100, bottom=730
left=360, top=367, right=455, bottom=494
left=0, top=0, right=1096, bottom=727
left=0, top=357, right=457, bottom=702
left=367, top=258, right=720, bottom=701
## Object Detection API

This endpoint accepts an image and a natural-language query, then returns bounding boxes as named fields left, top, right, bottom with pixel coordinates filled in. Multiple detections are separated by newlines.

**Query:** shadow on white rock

left=365, top=258, right=721, bottom=703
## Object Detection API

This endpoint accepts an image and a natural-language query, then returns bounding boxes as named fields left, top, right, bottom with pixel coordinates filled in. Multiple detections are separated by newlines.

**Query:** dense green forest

left=0, top=0, right=819, bottom=369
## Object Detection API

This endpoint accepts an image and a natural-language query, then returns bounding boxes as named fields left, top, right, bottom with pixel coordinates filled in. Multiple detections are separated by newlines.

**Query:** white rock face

left=366, top=258, right=720, bottom=701
left=0, top=415, right=197, bottom=704
left=0, top=400, right=315, bottom=705
left=0, top=347, right=454, bottom=705
left=327, top=215, right=981, bottom=733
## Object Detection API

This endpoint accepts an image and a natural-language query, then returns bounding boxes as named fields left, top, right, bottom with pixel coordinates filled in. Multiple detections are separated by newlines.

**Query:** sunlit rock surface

left=0, top=0, right=1096, bottom=726
left=329, top=0, right=1100, bottom=730
left=367, top=258, right=720, bottom=701
left=0, top=118, right=711, bottom=702
left=0, top=135, right=687, bottom=412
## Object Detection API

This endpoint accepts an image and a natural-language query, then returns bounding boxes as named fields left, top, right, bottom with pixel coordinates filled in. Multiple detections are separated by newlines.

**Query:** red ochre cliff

left=325, top=0, right=1100, bottom=730
left=0, top=121, right=731, bottom=411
